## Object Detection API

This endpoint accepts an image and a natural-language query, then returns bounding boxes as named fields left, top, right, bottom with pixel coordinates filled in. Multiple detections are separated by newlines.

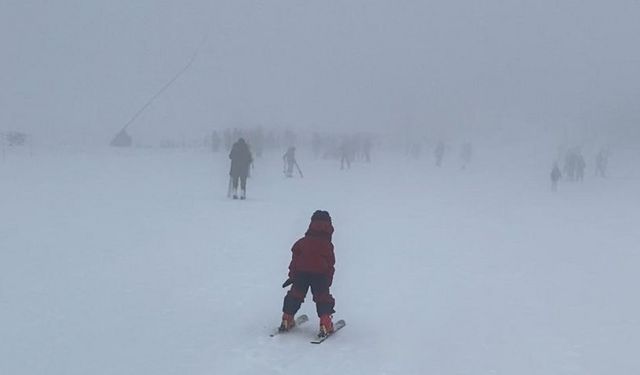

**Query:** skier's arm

left=288, top=241, right=301, bottom=279
left=324, top=244, right=335, bottom=286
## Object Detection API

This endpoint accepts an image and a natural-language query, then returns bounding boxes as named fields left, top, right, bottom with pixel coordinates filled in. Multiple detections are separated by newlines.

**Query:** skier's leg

left=240, top=176, right=247, bottom=199
left=280, top=274, right=310, bottom=331
left=310, top=274, right=335, bottom=317
left=286, top=162, right=294, bottom=177
left=310, top=274, right=335, bottom=335
left=282, top=273, right=311, bottom=316
left=232, top=175, right=239, bottom=198
left=232, top=175, right=238, bottom=189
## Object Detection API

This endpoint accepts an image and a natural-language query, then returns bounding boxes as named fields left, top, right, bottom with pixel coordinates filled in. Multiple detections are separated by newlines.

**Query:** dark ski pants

left=231, top=175, right=247, bottom=191
left=282, top=272, right=335, bottom=317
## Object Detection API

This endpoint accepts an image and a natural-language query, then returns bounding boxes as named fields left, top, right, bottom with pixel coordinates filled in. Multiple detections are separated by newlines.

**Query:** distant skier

left=575, top=153, right=586, bottom=182
left=339, top=138, right=353, bottom=170
left=595, top=148, right=609, bottom=178
left=362, top=135, right=373, bottom=163
left=282, top=146, right=302, bottom=178
left=279, top=210, right=336, bottom=337
left=563, top=148, right=582, bottom=181
left=551, top=162, right=562, bottom=191
left=228, top=138, right=253, bottom=199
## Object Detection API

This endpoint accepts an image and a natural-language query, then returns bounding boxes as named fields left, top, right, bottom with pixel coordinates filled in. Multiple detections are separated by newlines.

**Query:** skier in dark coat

left=551, top=162, right=562, bottom=191
left=228, top=138, right=253, bottom=199
left=279, top=210, right=336, bottom=337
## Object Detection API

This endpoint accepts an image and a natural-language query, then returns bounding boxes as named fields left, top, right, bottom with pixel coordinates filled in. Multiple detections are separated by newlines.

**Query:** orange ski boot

left=278, top=313, right=296, bottom=332
left=318, top=314, right=334, bottom=337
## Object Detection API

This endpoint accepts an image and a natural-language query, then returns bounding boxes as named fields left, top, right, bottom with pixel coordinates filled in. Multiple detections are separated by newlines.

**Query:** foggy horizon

left=2, top=1, right=639, bottom=145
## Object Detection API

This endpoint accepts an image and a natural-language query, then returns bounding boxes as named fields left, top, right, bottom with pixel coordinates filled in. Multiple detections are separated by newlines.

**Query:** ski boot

left=318, top=314, right=334, bottom=337
left=240, top=189, right=246, bottom=200
left=278, top=313, right=296, bottom=332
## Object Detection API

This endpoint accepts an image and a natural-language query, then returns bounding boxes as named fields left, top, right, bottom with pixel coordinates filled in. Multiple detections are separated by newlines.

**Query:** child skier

left=279, top=210, right=336, bottom=337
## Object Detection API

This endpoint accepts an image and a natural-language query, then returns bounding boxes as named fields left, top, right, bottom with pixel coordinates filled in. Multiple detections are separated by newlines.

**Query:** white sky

left=2, top=1, right=639, bottom=142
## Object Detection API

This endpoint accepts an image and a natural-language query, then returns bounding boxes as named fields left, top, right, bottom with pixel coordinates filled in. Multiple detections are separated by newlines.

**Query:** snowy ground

left=1, top=145, right=639, bottom=375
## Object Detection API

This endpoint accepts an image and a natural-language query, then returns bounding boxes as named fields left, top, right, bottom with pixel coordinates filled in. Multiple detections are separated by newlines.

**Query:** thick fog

left=2, top=3, right=640, bottom=375
left=2, top=1, right=640, bottom=145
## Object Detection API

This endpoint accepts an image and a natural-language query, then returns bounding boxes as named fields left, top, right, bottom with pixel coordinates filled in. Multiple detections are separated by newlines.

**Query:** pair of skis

left=270, top=314, right=346, bottom=344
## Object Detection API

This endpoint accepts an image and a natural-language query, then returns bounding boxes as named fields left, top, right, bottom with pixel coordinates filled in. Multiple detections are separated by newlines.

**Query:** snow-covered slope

left=1, top=147, right=638, bottom=375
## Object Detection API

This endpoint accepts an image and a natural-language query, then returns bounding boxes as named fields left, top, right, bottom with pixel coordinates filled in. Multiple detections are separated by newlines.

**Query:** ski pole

left=295, top=161, right=303, bottom=178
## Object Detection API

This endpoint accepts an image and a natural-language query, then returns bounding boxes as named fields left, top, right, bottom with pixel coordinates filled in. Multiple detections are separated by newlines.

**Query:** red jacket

left=288, top=220, right=335, bottom=284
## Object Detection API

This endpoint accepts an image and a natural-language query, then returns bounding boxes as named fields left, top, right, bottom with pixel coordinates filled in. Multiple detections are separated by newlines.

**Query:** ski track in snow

left=1, top=146, right=639, bottom=375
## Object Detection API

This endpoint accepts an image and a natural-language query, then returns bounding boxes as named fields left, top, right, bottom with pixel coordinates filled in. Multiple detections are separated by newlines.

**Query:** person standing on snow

left=282, top=146, right=299, bottom=178
left=551, top=162, right=562, bottom=191
left=228, top=138, right=253, bottom=199
left=279, top=210, right=336, bottom=337
left=595, top=148, right=609, bottom=178
left=575, top=152, right=586, bottom=182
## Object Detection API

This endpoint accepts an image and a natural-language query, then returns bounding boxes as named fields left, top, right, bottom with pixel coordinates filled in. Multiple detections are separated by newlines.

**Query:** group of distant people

left=227, top=131, right=614, bottom=198
left=411, top=140, right=473, bottom=170
left=226, top=138, right=305, bottom=200
left=227, top=134, right=479, bottom=199
left=550, top=147, right=610, bottom=191
left=211, top=127, right=300, bottom=159
left=223, top=130, right=380, bottom=199
left=310, top=133, right=373, bottom=167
